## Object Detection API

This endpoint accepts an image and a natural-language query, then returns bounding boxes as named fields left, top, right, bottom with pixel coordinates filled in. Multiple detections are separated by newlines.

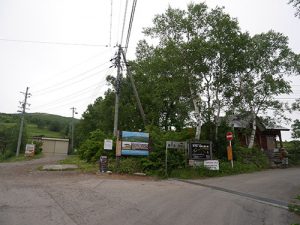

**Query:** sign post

left=226, top=132, right=234, bottom=168
left=165, top=141, right=187, bottom=177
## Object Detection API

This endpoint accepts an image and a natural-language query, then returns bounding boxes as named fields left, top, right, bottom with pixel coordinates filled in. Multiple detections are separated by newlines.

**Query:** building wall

left=33, top=138, right=69, bottom=156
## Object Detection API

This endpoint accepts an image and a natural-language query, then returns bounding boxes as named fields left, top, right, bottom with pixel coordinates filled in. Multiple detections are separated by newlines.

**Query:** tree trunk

left=188, top=76, right=202, bottom=141
left=248, top=113, right=256, bottom=149
left=192, top=98, right=202, bottom=140
left=214, top=90, right=221, bottom=140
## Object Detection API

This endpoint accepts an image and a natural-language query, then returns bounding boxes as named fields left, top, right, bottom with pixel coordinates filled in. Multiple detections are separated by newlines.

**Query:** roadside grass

left=289, top=195, right=300, bottom=217
left=0, top=153, right=43, bottom=163
left=59, top=155, right=98, bottom=173
left=169, top=160, right=267, bottom=179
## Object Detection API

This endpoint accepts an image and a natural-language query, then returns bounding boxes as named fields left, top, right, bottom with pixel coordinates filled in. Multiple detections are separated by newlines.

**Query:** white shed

left=34, top=137, right=69, bottom=156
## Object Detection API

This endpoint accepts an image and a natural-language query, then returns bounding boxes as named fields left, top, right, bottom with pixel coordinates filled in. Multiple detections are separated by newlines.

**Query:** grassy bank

left=0, top=153, right=44, bottom=163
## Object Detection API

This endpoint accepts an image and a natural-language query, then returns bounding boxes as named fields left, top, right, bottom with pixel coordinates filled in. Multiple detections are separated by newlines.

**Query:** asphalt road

left=0, top=157, right=299, bottom=225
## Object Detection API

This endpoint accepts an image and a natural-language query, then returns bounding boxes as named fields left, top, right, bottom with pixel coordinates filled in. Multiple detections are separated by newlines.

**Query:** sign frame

left=120, top=131, right=149, bottom=156
left=188, top=140, right=212, bottom=160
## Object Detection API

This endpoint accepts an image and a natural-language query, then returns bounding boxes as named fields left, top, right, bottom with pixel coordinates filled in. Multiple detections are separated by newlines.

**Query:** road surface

left=0, top=157, right=299, bottom=225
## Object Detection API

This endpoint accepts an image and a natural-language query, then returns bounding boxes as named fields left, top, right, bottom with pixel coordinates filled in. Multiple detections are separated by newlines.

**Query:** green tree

left=141, top=3, right=247, bottom=140
left=291, top=119, right=300, bottom=139
left=232, top=31, right=299, bottom=148
left=289, top=0, right=300, bottom=18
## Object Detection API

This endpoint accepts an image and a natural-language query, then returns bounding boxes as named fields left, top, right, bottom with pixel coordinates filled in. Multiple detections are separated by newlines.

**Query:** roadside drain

left=175, top=179, right=289, bottom=210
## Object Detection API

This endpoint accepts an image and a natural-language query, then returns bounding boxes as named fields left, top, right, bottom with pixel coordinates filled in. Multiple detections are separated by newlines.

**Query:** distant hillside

left=0, top=112, right=79, bottom=138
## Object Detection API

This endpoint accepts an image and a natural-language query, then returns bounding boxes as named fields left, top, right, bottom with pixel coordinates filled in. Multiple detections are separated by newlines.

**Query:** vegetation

left=289, top=0, right=300, bottom=18
left=289, top=195, right=300, bottom=217
left=70, top=3, right=300, bottom=177
left=0, top=112, right=75, bottom=160
left=59, top=155, right=98, bottom=173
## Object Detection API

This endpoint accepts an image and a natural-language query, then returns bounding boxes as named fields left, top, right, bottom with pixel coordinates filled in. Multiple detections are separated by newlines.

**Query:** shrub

left=78, top=129, right=108, bottom=162
left=234, top=146, right=269, bottom=169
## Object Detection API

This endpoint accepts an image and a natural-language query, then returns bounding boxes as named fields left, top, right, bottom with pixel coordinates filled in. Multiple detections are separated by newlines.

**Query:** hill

left=0, top=112, right=79, bottom=138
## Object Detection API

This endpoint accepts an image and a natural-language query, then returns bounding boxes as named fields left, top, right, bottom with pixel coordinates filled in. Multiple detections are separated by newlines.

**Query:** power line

left=109, top=0, right=113, bottom=47
left=0, top=38, right=109, bottom=47
left=31, top=68, right=111, bottom=112
left=124, top=0, right=137, bottom=55
left=32, top=81, right=104, bottom=109
left=33, top=61, right=110, bottom=95
left=30, top=48, right=111, bottom=87
left=120, top=0, right=129, bottom=45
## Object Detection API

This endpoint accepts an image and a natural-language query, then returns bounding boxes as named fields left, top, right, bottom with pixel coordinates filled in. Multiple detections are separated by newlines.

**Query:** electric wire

left=0, top=38, right=109, bottom=47
left=31, top=66, right=112, bottom=108
left=109, top=0, right=113, bottom=47
left=124, top=0, right=137, bottom=55
left=32, top=82, right=103, bottom=109
left=32, top=77, right=109, bottom=112
left=30, top=48, right=112, bottom=88
left=32, top=61, right=110, bottom=95
left=120, top=0, right=129, bottom=45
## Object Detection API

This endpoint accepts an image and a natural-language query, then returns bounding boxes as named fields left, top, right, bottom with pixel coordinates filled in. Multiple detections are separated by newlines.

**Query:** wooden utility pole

left=113, top=45, right=122, bottom=137
left=70, top=107, right=77, bottom=153
left=16, top=87, right=31, bottom=157
left=120, top=48, right=146, bottom=126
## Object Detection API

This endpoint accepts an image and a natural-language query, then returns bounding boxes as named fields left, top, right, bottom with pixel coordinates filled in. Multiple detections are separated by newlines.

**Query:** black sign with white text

left=189, top=141, right=212, bottom=160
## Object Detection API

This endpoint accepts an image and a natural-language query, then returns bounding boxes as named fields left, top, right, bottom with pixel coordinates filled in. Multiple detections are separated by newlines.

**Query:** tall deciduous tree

left=143, top=3, right=245, bottom=140
left=233, top=31, right=299, bottom=148
left=289, top=0, right=300, bottom=18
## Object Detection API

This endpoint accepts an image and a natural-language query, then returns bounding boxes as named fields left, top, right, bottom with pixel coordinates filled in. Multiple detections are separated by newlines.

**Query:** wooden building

left=230, top=116, right=289, bottom=151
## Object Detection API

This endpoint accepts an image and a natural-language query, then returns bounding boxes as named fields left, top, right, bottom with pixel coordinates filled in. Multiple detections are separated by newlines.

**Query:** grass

left=169, top=161, right=267, bottom=179
left=59, top=155, right=98, bottom=173
left=0, top=153, right=44, bottom=163
left=289, top=195, right=300, bottom=220
left=27, top=124, right=63, bottom=138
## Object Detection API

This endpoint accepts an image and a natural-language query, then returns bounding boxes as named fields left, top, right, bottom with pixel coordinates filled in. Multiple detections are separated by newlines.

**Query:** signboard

left=226, top=132, right=233, bottom=141
left=104, top=139, right=113, bottom=150
left=25, top=144, right=35, bottom=157
left=99, top=156, right=108, bottom=172
left=121, top=131, right=149, bottom=156
left=166, top=141, right=187, bottom=149
left=189, top=141, right=212, bottom=160
left=227, top=145, right=233, bottom=161
left=204, top=160, right=219, bottom=170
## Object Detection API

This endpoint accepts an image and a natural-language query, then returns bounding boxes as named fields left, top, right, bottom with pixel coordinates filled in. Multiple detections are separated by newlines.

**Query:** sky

left=0, top=0, right=299, bottom=140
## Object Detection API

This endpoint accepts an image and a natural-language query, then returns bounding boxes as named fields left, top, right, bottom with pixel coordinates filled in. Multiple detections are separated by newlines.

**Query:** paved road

left=0, top=157, right=299, bottom=225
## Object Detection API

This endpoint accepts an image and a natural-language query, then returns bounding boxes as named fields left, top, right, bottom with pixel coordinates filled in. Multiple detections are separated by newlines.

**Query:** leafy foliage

left=289, top=0, right=300, bottom=18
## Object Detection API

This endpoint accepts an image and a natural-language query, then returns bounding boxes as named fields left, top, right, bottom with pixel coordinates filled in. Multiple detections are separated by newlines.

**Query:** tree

left=291, top=119, right=300, bottom=139
left=143, top=3, right=246, bottom=140
left=233, top=31, right=299, bottom=148
left=289, top=0, right=300, bottom=18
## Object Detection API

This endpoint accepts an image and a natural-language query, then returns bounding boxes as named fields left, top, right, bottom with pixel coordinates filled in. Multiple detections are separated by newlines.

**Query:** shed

left=228, top=116, right=289, bottom=151
left=33, top=137, right=69, bottom=156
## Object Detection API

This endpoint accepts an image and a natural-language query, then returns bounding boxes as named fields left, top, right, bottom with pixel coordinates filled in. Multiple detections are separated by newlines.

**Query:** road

left=0, top=157, right=299, bottom=225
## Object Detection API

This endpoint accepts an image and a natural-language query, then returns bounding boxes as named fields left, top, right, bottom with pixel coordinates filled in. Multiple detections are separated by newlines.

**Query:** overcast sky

left=0, top=0, right=299, bottom=140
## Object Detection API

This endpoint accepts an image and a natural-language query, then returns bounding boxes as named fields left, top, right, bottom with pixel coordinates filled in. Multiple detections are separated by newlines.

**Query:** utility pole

left=113, top=45, right=122, bottom=137
left=120, top=48, right=146, bottom=126
left=70, top=107, right=77, bottom=153
left=16, top=87, right=31, bottom=157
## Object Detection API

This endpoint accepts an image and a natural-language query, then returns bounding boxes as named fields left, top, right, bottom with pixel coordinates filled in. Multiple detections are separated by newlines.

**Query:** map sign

left=121, top=131, right=149, bottom=156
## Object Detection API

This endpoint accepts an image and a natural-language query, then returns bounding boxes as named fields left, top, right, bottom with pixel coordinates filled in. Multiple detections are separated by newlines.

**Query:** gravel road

left=0, top=156, right=299, bottom=225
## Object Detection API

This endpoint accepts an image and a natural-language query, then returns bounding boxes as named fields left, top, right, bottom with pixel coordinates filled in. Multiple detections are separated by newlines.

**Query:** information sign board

left=121, top=131, right=149, bottom=156
left=189, top=141, right=212, bottom=160
left=204, top=160, right=219, bottom=170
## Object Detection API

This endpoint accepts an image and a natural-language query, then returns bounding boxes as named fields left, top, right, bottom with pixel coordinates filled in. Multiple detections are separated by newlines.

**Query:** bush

left=33, top=141, right=43, bottom=155
left=78, top=130, right=107, bottom=162
left=234, top=146, right=269, bottom=169
left=285, top=141, right=300, bottom=166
